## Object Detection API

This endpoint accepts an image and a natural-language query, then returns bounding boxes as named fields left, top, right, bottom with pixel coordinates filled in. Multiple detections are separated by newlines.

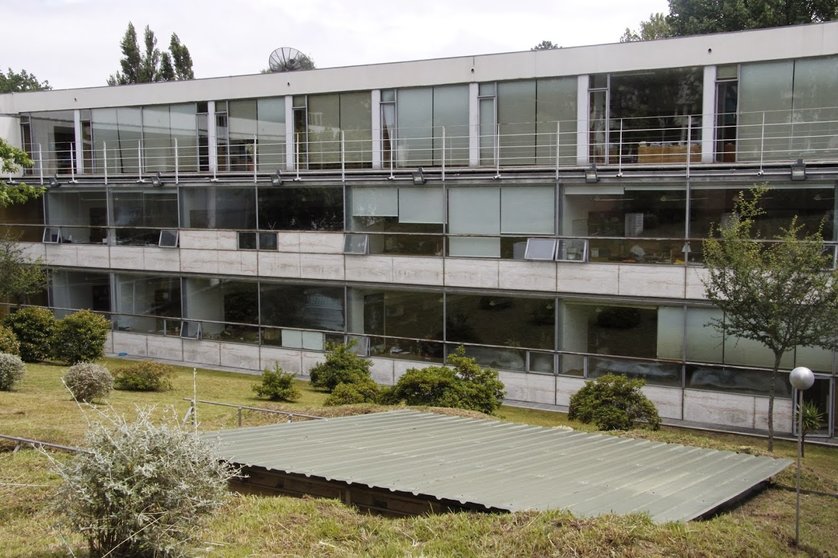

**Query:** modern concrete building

left=1, top=23, right=836, bottom=436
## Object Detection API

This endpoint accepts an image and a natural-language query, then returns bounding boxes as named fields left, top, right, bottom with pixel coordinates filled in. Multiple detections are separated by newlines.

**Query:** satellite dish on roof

left=268, top=47, right=312, bottom=72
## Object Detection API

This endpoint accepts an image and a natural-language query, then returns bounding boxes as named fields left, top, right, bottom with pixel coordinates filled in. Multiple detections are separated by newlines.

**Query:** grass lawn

left=1, top=359, right=836, bottom=557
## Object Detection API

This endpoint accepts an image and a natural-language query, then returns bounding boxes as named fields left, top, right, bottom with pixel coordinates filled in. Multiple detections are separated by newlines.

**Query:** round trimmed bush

left=113, top=361, right=175, bottom=392
left=63, top=362, right=113, bottom=403
left=324, top=377, right=380, bottom=406
left=568, top=373, right=661, bottom=431
left=309, top=342, right=373, bottom=393
left=3, top=306, right=56, bottom=362
left=0, top=325, right=20, bottom=356
left=252, top=364, right=300, bottom=402
left=52, top=309, right=111, bottom=364
left=0, top=352, right=25, bottom=390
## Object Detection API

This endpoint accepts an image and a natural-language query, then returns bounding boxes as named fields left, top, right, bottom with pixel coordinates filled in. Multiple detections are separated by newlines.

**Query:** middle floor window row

left=13, top=183, right=835, bottom=262
left=49, top=271, right=835, bottom=379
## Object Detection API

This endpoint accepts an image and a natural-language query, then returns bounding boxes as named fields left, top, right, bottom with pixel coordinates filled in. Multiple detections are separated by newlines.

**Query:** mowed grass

left=1, top=359, right=837, bottom=557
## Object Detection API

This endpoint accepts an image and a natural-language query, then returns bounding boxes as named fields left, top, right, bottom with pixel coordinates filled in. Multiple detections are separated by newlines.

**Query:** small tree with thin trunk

left=702, top=187, right=838, bottom=451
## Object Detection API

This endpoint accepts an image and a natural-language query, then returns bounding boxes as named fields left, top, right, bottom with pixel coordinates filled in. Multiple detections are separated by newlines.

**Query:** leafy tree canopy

left=702, top=186, right=838, bottom=450
left=0, top=138, right=46, bottom=207
left=0, top=68, right=51, bottom=93
left=108, top=22, right=195, bottom=85
left=531, top=40, right=559, bottom=50
left=624, top=0, right=837, bottom=40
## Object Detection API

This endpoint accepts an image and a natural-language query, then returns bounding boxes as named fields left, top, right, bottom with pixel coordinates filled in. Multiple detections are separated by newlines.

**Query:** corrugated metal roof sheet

left=205, top=410, right=791, bottom=522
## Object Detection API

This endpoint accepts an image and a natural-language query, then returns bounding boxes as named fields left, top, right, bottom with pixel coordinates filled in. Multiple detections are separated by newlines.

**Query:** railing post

left=138, top=143, right=143, bottom=181
left=38, top=144, right=44, bottom=185
left=618, top=119, right=624, bottom=177
left=495, top=124, right=501, bottom=178
left=555, top=121, right=561, bottom=180
left=174, top=138, right=179, bottom=184
left=295, top=132, right=301, bottom=181
left=253, top=134, right=258, bottom=184
left=103, top=141, right=108, bottom=185
left=237, top=406, right=243, bottom=427
left=70, top=142, right=77, bottom=183
left=686, top=118, right=692, bottom=179
left=340, top=130, right=346, bottom=183
left=759, top=111, right=766, bottom=175
left=442, top=126, right=446, bottom=182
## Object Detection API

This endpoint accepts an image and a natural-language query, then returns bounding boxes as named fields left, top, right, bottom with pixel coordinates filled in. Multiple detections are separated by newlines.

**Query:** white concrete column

left=701, top=65, right=717, bottom=164
left=371, top=89, right=382, bottom=169
left=576, top=75, right=589, bottom=166
left=207, top=101, right=218, bottom=173
left=73, top=110, right=84, bottom=174
left=285, top=96, right=295, bottom=171
left=468, top=82, right=479, bottom=166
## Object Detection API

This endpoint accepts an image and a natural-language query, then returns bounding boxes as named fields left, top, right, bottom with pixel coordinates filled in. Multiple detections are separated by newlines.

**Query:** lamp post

left=789, top=366, right=815, bottom=547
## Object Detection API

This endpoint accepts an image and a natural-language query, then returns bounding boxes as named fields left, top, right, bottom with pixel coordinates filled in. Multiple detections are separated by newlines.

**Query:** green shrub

left=309, top=341, right=372, bottom=393
left=63, top=362, right=113, bottom=403
left=52, top=408, right=237, bottom=558
left=0, top=324, right=20, bottom=356
left=325, top=377, right=380, bottom=406
left=252, top=363, right=301, bottom=401
left=568, top=373, right=661, bottom=431
left=113, top=361, right=175, bottom=392
left=384, top=347, right=505, bottom=414
left=0, top=352, right=25, bottom=390
left=52, top=309, right=111, bottom=364
left=3, top=306, right=56, bottom=362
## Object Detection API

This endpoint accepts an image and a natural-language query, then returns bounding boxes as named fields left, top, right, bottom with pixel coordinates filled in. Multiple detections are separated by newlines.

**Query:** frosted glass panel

left=433, top=84, right=469, bottom=166
left=399, top=187, right=444, bottom=223
left=170, top=103, right=198, bottom=172
left=738, top=61, right=793, bottom=161
left=498, top=80, right=536, bottom=165
left=795, top=344, right=833, bottom=373
left=397, top=88, right=433, bottom=166
left=308, top=94, right=340, bottom=167
left=448, top=187, right=500, bottom=234
left=501, top=186, right=554, bottom=234
left=536, top=77, right=578, bottom=165
left=791, top=55, right=838, bottom=159
left=351, top=187, right=398, bottom=217
left=685, top=307, right=723, bottom=363
left=449, top=237, right=500, bottom=257
left=142, top=106, right=171, bottom=172
left=257, top=97, right=285, bottom=171
left=341, top=91, right=372, bottom=166
left=657, top=306, right=684, bottom=360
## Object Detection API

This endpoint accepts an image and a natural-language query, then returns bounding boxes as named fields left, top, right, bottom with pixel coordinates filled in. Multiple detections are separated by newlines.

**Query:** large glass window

left=257, top=185, right=342, bottom=231
left=184, top=278, right=259, bottom=342
left=111, top=190, right=179, bottom=245
left=396, top=85, right=468, bottom=167
left=347, top=287, right=444, bottom=360
left=260, top=283, right=345, bottom=331
left=791, top=55, right=838, bottom=160
left=223, top=99, right=258, bottom=172
left=181, top=186, right=256, bottom=229
left=304, top=92, right=371, bottom=169
left=27, top=110, right=76, bottom=176
left=50, top=270, right=111, bottom=316
left=92, top=107, right=142, bottom=174
left=536, top=77, right=578, bottom=166
left=45, top=190, right=108, bottom=244
left=257, top=97, right=286, bottom=172
left=114, top=274, right=181, bottom=334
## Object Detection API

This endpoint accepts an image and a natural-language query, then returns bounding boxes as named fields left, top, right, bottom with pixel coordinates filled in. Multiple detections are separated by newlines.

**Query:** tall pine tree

left=108, top=23, right=194, bottom=85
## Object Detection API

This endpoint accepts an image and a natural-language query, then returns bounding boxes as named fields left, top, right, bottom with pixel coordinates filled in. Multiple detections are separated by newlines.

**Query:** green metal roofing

left=205, top=410, right=791, bottom=523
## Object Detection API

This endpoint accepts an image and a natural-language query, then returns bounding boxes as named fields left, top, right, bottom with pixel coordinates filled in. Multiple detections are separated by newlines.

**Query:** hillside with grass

left=1, top=360, right=836, bottom=557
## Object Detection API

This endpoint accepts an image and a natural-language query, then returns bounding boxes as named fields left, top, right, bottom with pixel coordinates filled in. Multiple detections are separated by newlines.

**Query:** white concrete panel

left=17, top=242, right=45, bottom=262
left=183, top=340, right=221, bottom=366
left=44, top=244, right=78, bottom=266
left=684, top=390, right=756, bottom=428
left=392, top=257, right=444, bottom=286
left=216, top=231, right=238, bottom=250
left=111, top=331, right=148, bottom=357
left=500, top=372, right=557, bottom=405
left=302, top=351, right=326, bottom=373
left=642, top=385, right=683, bottom=420
left=618, top=265, right=685, bottom=299
left=556, top=376, right=587, bottom=407
left=345, top=255, right=393, bottom=283
left=444, top=258, right=499, bottom=289
left=146, top=336, right=184, bottom=361
left=220, top=342, right=261, bottom=370
left=180, top=249, right=218, bottom=274
left=179, top=230, right=220, bottom=250
left=217, top=250, right=258, bottom=276
left=556, top=263, right=619, bottom=295
left=754, top=397, right=793, bottom=434
left=300, top=254, right=344, bottom=280
left=298, top=232, right=344, bottom=254
left=499, top=261, right=558, bottom=292
left=258, top=252, right=302, bottom=278
left=277, top=232, right=301, bottom=252
left=75, top=245, right=110, bottom=268
left=369, top=357, right=395, bottom=385
left=142, top=247, right=180, bottom=272
left=261, top=347, right=304, bottom=375
left=685, top=266, right=710, bottom=300
left=110, top=246, right=145, bottom=269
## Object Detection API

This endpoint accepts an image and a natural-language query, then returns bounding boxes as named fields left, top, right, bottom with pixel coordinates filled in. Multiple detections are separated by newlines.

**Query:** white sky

left=2, top=0, right=669, bottom=90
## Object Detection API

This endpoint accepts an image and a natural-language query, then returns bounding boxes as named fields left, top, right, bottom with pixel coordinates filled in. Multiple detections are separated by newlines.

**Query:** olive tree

left=702, top=188, right=838, bottom=451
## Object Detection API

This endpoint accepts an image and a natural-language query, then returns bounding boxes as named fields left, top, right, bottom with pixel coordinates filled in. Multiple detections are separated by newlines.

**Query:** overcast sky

left=3, top=0, right=669, bottom=90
